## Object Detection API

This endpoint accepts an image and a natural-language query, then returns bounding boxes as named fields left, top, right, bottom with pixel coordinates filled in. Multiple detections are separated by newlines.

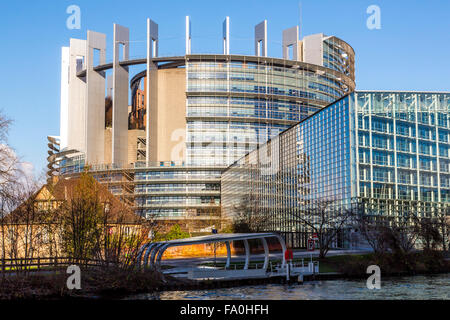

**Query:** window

left=373, top=135, right=388, bottom=149
left=419, top=127, right=430, bottom=139
left=397, top=171, right=411, bottom=184
left=396, top=124, right=409, bottom=136
left=373, top=168, right=390, bottom=182
left=439, top=145, right=449, bottom=157
left=372, top=119, right=388, bottom=132
left=397, top=154, right=410, bottom=168
left=398, top=186, right=411, bottom=200
left=373, top=151, right=388, bottom=165
left=419, top=143, right=430, bottom=155
left=439, top=130, right=448, bottom=142
left=438, top=113, right=447, bottom=127
left=397, top=138, right=409, bottom=152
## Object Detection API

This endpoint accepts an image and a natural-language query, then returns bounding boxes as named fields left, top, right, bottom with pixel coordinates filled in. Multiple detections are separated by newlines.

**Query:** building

left=49, top=16, right=354, bottom=231
left=1, top=176, right=144, bottom=259
left=221, top=91, right=450, bottom=247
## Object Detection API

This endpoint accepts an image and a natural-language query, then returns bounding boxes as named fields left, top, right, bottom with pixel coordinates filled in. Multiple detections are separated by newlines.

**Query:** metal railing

left=0, top=257, right=116, bottom=273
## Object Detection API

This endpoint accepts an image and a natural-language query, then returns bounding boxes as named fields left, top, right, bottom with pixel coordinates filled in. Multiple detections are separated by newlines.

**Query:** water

left=131, top=274, right=449, bottom=300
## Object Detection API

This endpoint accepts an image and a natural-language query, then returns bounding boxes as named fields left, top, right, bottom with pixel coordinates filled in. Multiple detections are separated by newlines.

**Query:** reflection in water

left=131, top=274, right=449, bottom=300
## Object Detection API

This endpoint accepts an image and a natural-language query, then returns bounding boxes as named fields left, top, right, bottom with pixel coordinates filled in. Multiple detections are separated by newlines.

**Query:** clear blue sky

left=0, top=0, right=449, bottom=176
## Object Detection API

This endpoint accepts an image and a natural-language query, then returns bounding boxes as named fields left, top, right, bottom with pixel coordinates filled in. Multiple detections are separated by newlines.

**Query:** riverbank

left=1, top=250, right=448, bottom=299
left=0, top=267, right=192, bottom=300
left=331, top=250, right=450, bottom=277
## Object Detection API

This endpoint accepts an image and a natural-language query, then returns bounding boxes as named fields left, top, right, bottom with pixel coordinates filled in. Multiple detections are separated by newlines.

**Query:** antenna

left=298, top=1, right=302, bottom=39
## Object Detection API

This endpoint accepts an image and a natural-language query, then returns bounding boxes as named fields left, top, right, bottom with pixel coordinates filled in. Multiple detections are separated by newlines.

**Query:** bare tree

left=0, top=112, right=42, bottom=275
left=414, top=217, right=442, bottom=250
left=357, top=205, right=421, bottom=255
left=434, top=207, right=449, bottom=252
left=355, top=214, right=389, bottom=254
left=231, top=193, right=266, bottom=233
left=291, top=198, right=355, bottom=258
left=94, top=199, right=154, bottom=271
left=382, top=217, right=418, bottom=255
left=0, top=114, right=18, bottom=191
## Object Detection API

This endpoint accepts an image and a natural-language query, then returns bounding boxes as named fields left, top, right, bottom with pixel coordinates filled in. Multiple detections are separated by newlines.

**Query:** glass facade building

left=221, top=91, right=450, bottom=247
left=56, top=26, right=355, bottom=226
left=322, top=36, right=355, bottom=79
left=85, top=53, right=353, bottom=222
left=185, top=54, right=354, bottom=167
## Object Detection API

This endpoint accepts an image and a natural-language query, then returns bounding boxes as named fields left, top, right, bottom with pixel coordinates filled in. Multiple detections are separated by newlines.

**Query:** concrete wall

left=104, top=128, right=112, bottom=164
left=254, top=20, right=267, bottom=57
left=60, top=47, right=70, bottom=150
left=282, top=26, right=302, bottom=61
left=148, top=68, right=186, bottom=163
left=112, top=24, right=130, bottom=167
left=85, top=31, right=106, bottom=165
left=67, top=39, right=87, bottom=153
left=302, top=33, right=324, bottom=66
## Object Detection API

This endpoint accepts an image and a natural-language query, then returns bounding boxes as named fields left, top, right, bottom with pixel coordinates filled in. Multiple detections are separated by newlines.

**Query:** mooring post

left=286, top=262, right=290, bottom=282
left=243, top=239, right=250, bottom=270
left=225, top=241, right=231, bottom=269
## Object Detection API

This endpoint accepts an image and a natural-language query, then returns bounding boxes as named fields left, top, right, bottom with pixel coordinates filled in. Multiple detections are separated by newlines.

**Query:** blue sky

left=0, top=0, right=449, bottom=176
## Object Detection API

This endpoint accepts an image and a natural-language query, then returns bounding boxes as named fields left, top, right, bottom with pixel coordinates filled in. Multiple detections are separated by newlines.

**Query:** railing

left=0, top=257, right=116, bottom=273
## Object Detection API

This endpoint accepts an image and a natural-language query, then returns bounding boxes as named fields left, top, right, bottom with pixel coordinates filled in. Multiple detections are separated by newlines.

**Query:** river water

left=131, top=274, right=449, bottom=300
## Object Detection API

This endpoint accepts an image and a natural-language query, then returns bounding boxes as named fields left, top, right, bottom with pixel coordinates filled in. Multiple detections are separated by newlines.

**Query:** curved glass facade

left=323, top=36, right=355, bottom=80
left=186, top=57, right=354, bottom=166
left=59, top=49, right=355, bottom=223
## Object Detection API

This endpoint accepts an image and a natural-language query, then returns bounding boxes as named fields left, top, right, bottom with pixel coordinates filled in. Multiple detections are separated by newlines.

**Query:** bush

left=337, top=251, right=450, bottom=277
left=154, top=224, right=189, bottom=241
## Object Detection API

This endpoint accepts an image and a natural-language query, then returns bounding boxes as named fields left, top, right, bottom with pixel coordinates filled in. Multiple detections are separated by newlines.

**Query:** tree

left=291, top=198, right=355, bottom=258
left=231, top=193, right=265, bottom=233
left=154, top=224, right=189, bottom=241
left=434, top=207, right=449, bottom=252
left=0, top=114, right=18, bottom=191
left=59, top=170, right=153, bottom=270
left=414, top=217, right=442, bottom=251
left=381, top=218, right=418, bottom=255
left=0, top=112, right=43, bottom=275
left=356, top=213, right=390, bottom=254
left=60, top=171, right=104, bottom=263
left=356, top=204, right=425, bottom=255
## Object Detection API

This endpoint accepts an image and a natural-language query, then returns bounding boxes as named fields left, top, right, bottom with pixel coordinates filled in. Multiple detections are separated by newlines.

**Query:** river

left=130, top=274, right=449, bottom=300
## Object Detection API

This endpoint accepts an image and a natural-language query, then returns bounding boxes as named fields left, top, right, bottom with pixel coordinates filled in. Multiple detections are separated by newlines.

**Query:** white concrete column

left=225, top=241, right=231, bottom=269
left=255, top=20, right=267, bottom=57
left=302, top=33, right=324, bottom=66
left=276, top=235, right=287, bottom=268
left=146, top=19, right=158, bottom=165
left=85, top=30, right=106, bottom=165
left=261, top=237, right=269, bottom=270
left=67, top=39, right=87, bottom=153
left=282, top=26, right=300, bottom=61
left=60, top=47, right=70, bottom=150
left=243, top=239, right=250, bottom=270
left=112, top=24, right=130, bottom=167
